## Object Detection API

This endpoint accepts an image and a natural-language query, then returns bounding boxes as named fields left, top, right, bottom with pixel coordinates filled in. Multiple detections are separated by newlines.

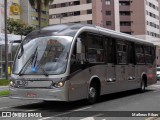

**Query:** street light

left=60, top=14, right=63, bottom=24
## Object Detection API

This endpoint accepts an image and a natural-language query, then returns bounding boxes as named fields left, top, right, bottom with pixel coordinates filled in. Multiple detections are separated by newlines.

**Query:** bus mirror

left=76, top=38, right=82, bottom=54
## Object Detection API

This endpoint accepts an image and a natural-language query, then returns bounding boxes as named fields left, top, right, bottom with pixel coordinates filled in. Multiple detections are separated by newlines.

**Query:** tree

left=29, top=0, right=54, bottom=30
left=7, top=18, right=36, bottom=36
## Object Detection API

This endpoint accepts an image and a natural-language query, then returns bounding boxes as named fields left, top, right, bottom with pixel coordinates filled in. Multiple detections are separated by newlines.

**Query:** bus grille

left=15, top=80, right=53, bottom=88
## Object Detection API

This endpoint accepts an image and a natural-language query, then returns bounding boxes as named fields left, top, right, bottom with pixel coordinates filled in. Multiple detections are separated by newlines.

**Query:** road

left=0, top=82, right=160, bottom=120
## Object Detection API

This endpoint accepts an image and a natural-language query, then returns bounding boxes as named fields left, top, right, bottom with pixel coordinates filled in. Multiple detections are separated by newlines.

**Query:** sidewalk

left=0, top=86, right=9, bottom=91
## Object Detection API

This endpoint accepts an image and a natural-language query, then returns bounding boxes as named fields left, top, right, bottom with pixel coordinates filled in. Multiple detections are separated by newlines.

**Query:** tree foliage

left=7, top=18, right=36, bottom=36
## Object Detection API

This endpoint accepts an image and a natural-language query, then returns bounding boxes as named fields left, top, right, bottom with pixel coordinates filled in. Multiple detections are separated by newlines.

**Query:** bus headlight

left=53, top=81, right=65, bottom=88
left=10, top=81, right=15, bottom=87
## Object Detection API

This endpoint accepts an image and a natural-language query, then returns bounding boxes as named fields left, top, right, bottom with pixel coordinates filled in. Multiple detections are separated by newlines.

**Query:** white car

left=156, top=67, right=160, bottom=81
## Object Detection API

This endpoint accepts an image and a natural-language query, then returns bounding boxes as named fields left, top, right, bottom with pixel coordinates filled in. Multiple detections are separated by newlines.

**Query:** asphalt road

left=0, top=82, right=160, bottom=120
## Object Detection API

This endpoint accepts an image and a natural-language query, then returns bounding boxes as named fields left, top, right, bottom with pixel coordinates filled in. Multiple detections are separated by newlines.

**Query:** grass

left=0, top=79, right=10, bottom=86
left=0, top=90, right=10, bottom=97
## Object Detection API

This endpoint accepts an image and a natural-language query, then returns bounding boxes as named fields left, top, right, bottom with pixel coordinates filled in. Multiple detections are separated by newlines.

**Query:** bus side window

left=106, top=38, right=115, bottom=64
left=135, top=44, right=145, bottom=64
left=116, top=41, right=127, bottom=64
left=87, top=33, right=104, bottom=63
left=144, top=46, right=152, bottom=64
left=128, top=42, right=135, bottom=64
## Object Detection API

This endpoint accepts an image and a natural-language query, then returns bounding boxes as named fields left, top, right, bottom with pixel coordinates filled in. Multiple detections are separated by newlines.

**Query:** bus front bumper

left=9, top=87, right=68, bottom=101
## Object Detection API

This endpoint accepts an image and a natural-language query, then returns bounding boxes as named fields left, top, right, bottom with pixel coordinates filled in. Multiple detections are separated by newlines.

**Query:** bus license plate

left=27, top=93, right=37, bottom=97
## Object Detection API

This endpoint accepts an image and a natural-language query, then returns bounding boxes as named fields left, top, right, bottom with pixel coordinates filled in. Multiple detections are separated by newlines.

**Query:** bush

left=0, top=79, right=10, bottom=86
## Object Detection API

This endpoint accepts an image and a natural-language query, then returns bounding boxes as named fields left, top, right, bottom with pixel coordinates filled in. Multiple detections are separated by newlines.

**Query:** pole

left=4, top=0, right=8, bottom=79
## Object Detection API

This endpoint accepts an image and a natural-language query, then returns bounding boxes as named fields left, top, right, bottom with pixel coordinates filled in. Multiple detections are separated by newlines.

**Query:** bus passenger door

left=104, top=38, right=117, bottom=94
left=68, top=32, right=89, bottom=101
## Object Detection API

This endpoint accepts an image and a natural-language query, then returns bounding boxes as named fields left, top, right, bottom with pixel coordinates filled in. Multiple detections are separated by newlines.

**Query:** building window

left=49, top=4, right=56, bottom=9
left=120, top=11, right=131, bottom=16
left=119, top=1, right=130, bottom=6
left=61, top=3, right=66, bottom=7
left=87, top=9, right=92, bottom=14
left=61, top=13, right=68, bottom=17
left=74, top=1, right=80, bottom=5
left=74, top=11, right=80, bottom=16
left=87, top=20, right=92, bottom=24
left=68, top=12, right=74, bottom=16
left=106, top=21, right=112, bottom=26
left=120, top=21, right=131, bottom=26
left=87, top=0, right=92, bottom=3
left=105, top=0, right=111, bottom=5
left=122, top=32, right=131, bottom=34
left=106, top=11, right=111, bottom=15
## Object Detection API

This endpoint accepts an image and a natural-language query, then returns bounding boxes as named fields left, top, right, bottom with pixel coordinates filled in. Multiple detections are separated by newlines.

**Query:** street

left=0, top=82, right=160, bottom=120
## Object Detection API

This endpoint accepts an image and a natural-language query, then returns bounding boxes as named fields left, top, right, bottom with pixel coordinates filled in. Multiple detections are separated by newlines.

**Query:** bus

left=9, top=24, right=156, bottom=104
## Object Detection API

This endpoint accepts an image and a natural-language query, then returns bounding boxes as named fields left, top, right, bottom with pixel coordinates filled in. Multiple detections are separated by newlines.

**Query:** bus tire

left=87, top=82, right=98, bottom=104
left=140, top=78, right=146, bottom=92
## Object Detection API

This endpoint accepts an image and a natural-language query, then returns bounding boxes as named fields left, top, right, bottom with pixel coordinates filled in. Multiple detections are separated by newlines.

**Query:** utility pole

left=60, top=14, right=62, bottom=24
left=4, top=0, right=8, bottom=79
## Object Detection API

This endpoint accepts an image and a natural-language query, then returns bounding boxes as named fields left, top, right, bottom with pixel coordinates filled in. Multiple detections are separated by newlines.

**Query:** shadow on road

left=13, top=89, right=154, bottom=112
left=99, top=89, right=153, bottom=103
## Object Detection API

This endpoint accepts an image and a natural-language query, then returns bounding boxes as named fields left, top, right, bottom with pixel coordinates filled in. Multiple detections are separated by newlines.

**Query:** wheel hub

left=89, top=87, right=96, bottom=98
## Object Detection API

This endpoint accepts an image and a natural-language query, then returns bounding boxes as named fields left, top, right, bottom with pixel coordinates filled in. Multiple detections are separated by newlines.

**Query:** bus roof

left=26, top=23, right=153, bottom=46
left=26, top=23, right=95, bottom=38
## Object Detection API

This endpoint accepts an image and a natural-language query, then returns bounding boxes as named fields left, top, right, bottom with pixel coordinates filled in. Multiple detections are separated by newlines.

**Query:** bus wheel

left=87, top=83, right=98, bottom=104
left=140, top=78, right=146, bottom=92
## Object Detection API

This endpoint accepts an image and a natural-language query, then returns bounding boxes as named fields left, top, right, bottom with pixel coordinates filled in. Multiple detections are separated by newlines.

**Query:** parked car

left=157, top=67, right=160, bottom=81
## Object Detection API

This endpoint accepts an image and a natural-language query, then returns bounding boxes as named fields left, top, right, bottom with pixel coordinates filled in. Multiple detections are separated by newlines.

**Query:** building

left=49, top=0, right=93, bottom=25
left=49, top=0, right=160, bottom=37
left=49, top=0, right=160, bottom=65
left=20, top=0, right=49, bottom=28
left=0, top=0, right=20, bottom=33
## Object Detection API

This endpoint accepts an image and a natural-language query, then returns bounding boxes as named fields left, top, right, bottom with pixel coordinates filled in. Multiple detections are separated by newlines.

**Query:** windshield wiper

left=36, top=60, right=49, bottom=77
left=32, top=51, right=49, bottom=77
left=18, top=47, right=38, bottom=76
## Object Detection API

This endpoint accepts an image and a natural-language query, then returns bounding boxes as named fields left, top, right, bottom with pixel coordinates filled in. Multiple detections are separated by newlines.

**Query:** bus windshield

left=13, top=36, right=73, bottom=75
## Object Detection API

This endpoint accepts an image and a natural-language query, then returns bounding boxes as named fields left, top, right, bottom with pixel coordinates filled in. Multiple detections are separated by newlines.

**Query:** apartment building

left=0, top=0, right=20, bottom=33
left=20, top=0, right=49, bottom=28
left=49, top=0, right=159, bottom=37
left=49, top=0, right=93, bottom=24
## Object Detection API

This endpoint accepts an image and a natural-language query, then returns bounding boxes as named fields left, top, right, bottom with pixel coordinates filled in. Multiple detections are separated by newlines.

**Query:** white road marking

left=38, top=106, right=92, bottom=120
left=80, top=117, right=95, bottom=120
left=25, top=109, right=39, bottom=112
left=145, top=117, right=158, bottom=120
left=38, top=117, right=52, bottom=120
left=73, top=106, right=92, bottom=111
left=80, top=114, right=104, bottom=120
